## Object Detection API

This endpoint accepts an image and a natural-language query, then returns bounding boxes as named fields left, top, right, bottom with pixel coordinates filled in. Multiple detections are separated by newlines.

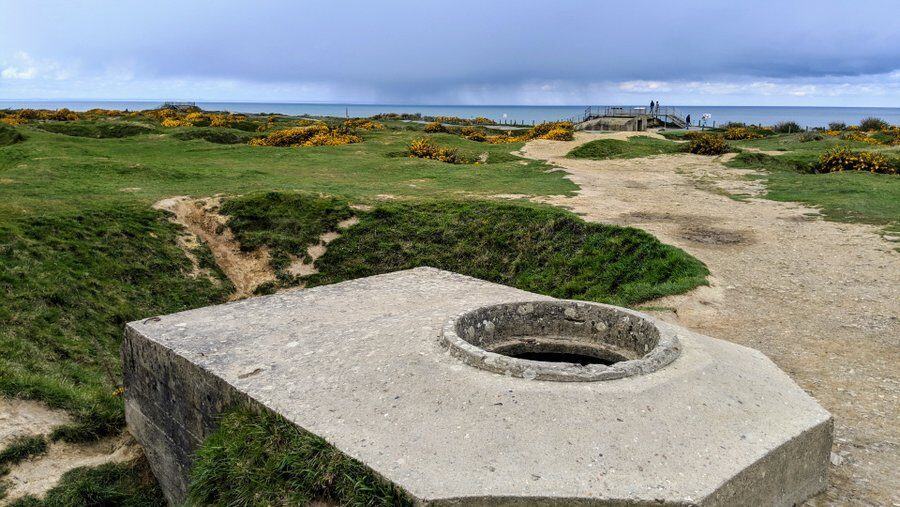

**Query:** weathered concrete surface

left=123, top=267, right=832, bottom=505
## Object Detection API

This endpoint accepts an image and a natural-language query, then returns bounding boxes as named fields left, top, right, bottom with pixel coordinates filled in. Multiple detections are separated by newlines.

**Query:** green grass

left=171, top=127, right=256, bottom=144
left=35, top=121, right=156, bottom=139
left=727, top=151, right=900, bottom=234
left=0, top=125, right=26, bottom=146
left=0, top=436, right=47, bottom=475
left=0, top=119, right=578, bottom=440
left=0, top=206, right=234, bottom=442
left=8, top=461, right=164, bottom=507
left=224, top=193, right=709, bottom=306
left=566, top=136, right=684, bottom=160
left=188, top=407, right=412, bottom=506
left=726, top=132, right=874, bottom=153
left=0, top=115, right=710, bottom=502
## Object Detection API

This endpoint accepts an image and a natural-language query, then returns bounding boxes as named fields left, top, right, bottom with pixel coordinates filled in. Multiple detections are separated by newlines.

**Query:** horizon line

left=1, top=99, right=899, bottom=110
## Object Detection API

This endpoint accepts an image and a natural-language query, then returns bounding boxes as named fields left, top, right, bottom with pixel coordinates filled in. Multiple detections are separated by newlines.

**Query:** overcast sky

left=2, top=0, right=899, bottom=106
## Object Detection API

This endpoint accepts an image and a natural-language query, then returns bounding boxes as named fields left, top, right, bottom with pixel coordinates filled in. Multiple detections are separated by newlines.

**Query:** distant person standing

left=685, top=114, right=691, bottom=129
left=650, top=100, right=654, bottom=111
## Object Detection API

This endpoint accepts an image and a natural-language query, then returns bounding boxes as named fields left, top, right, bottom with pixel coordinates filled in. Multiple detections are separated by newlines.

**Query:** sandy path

left=520, top=132, right=899, bottom=505
left=0, top=399, right=139, bottom=504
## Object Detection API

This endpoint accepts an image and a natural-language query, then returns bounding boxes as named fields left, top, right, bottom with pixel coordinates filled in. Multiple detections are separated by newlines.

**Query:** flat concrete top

left=128, top=267, right=830, bottom=504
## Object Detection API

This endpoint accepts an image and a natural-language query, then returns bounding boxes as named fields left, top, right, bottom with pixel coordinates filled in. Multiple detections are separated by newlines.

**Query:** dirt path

left=520, top=132, right=899, bottom=506
left=154, top=196, right=276, bottom=299
left=0, top=399, right=139, bottom=504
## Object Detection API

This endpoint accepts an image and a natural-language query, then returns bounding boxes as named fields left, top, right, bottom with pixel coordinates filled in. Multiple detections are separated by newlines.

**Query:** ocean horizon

left=3, top=99, right=899, bottom=129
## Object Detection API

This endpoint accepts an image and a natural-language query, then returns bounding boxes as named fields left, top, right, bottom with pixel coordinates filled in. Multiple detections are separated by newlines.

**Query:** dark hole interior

left=506, top=351, right=619, bottom=366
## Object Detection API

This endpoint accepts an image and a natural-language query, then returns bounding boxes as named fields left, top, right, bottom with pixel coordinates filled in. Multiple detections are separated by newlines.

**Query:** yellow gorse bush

left=724, top=127, right=763, bottom=140
left=342, top=118, right=384, bottom=130
left=249, top=125, right=361, bottom=147
left=423, top=121, right=447, bottom=133
left=407, top=137, right=467, bottom=164
left=817, top=148, right=895, bottom=175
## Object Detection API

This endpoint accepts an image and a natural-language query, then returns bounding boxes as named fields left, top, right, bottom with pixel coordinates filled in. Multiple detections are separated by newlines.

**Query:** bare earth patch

left=154, top=196, right=276, bottom=299
left=521, top=131, right=900, bottom=505
left=0, top=399, right=140, bottom=503
left=286, top=217, right=359, bottom=277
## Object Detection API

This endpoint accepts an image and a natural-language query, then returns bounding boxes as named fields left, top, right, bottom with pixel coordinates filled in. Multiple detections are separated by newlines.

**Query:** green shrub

left=772, top=121, right=802, bottom=133
left=859, top=117, right=890, bottom=131
left=0, top=125, right=26, bottom=146
left=828, top=121, right=847, bottom=131
left=687, top=134, right=729, bottom=155
left=799, top=132, right=824, bottom=142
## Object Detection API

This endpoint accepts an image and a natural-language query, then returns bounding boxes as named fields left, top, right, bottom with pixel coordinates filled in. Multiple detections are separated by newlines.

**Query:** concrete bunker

left=124, top=267, right=833, bottom=505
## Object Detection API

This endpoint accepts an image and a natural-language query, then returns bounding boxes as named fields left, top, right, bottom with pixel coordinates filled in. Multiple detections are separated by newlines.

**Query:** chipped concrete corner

left=123, top=267, right=832, bottom=505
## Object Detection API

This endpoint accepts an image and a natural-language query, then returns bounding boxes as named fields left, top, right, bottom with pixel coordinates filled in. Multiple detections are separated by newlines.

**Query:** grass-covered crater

left=222, top=192, right=709, bottom=306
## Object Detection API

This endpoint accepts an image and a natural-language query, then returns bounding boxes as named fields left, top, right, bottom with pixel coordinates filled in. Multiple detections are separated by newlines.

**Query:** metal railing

left=581, top=106, right=687, bottom=128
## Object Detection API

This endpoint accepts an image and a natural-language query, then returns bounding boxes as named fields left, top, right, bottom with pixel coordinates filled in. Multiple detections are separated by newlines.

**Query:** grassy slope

left=727, top=151, right=900, bottom=234
left=0, top=123, right=577, bottom=435
left=189, top=408, right=411, bottom=506
left=224, top=194, right=709, bottom=306
left=0, top=119, right=706, bottom=504
left=566, top=135, right=684, bottom=159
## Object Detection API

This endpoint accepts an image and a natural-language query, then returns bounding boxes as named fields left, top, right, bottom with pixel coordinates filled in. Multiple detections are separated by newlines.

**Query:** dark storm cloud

left=2, top=0, right=899, bottom=102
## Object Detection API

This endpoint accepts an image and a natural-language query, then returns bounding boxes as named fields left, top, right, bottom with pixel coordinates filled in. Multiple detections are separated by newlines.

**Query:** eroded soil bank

left=520, top=131, right=899, bottom=505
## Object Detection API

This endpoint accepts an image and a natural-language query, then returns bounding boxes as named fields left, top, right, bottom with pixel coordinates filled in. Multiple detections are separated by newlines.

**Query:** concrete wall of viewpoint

left=122, top=326, right=247, bottom=505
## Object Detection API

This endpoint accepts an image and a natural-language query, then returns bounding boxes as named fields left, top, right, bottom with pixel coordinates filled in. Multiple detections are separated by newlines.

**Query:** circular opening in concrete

left=441, top=301, right=681, bottom=381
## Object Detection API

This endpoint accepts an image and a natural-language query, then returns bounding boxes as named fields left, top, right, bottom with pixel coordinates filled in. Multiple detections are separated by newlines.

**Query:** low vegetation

left=36, top=121, right=155, bottom=139
left=188, top=407, right=412, bottom=506
left=407, top=137, right=470, bottom=163
left=687, top=134, right=730, bottom=155
left=566, top=136, right=683, bottom=159
left=224, top=193, right=709, bottom=306
left=171, top=127, right=254, bottom=144
left=727, top=152, right=900, bottom=232
left=0, top=125, right=27, bottom=146
left=249, top=124, right=361, bottom=147
left=8, top=461, right=164, bottom=507
left=0, top=436, right=47, bottom=476
left=817, top=148, right=895, bottom=175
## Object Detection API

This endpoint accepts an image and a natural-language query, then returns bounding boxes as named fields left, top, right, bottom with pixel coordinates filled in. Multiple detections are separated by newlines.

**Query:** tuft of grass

left=188, top=407, right=412, bottom=506
left=36, top=121, right=155, bottom=139
left=223, top=195, right=708, bottom=306
left=0, top=436, right=47, bottom=472
left=566, top=136, right=684, bottom=160
left=8, top=460, right=164, bottom=507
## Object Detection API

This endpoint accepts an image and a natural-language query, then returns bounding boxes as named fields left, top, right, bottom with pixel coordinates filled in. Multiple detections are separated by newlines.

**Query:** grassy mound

left=0, top=206, right=232, bottom=442
left=171, top=127, right=255, bottom=145
left=188, top=408, right=411, bottom=506
left=0, top=125, right=26, bottom=146
left=728, top=151, right=900, bottom=231
left=223, top=193, right=709, bottom=306
left=566, top=136, right=684, bottom=160
left=36, top=121, right=155, bottom=139
left=221, top=192, right=355, bottom=271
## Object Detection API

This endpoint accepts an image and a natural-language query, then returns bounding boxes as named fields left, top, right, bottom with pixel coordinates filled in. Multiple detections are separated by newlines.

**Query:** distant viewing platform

left=3, top=100, right=900, bottom=129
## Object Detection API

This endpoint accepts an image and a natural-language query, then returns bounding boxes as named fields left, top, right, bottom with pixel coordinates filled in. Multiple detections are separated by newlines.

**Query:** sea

left=3, top=100, right=899, bottom=129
